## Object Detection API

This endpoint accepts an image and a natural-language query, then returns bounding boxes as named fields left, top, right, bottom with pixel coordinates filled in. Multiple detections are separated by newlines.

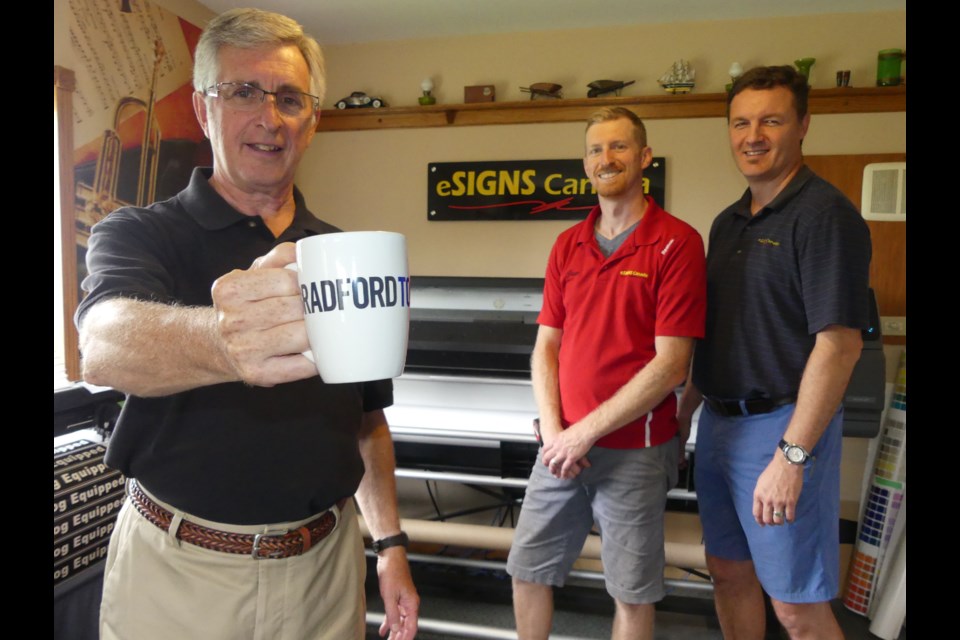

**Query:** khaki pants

left=100, top=483, right=366, bottom=640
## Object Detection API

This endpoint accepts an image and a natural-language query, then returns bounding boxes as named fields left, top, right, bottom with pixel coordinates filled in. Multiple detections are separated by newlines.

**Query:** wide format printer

left=387, top=276, right=886, bottom=481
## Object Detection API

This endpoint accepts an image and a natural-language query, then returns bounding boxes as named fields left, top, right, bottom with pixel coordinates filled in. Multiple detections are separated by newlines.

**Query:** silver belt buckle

left=251, top=531, right=287, bottom=560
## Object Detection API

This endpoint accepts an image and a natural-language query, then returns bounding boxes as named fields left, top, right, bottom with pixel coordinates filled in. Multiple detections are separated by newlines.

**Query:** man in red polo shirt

left=506, top=107, right=706, bottom=639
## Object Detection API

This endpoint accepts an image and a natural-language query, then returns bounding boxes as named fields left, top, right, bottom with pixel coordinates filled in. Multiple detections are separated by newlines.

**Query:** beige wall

left=301, top=10, right=906, bottom=277
left=320, top=11, right=906, bottom=107
left=302, top=113, right=905, bottom=277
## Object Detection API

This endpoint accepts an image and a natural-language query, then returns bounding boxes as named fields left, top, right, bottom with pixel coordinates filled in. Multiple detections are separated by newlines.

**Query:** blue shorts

left=506, top=440, right=679, bottom=605
left=695, top=404, right=842, bottom=603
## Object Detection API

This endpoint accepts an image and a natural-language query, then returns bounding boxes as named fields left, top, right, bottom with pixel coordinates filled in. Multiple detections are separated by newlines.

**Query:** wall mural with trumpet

left=69, top=0, right=210, bottom=294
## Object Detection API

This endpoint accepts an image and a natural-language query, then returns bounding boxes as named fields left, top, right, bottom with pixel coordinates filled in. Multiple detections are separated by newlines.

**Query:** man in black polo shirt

left=77, top=9, right=417, bottom=640
left=677, top=66, right=870, bottom=639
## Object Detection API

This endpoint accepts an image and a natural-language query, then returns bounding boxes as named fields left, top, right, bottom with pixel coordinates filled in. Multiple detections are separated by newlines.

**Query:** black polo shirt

left=78, top=168, right=393, bottom=524
left=692, top=166, right=871, bottom=401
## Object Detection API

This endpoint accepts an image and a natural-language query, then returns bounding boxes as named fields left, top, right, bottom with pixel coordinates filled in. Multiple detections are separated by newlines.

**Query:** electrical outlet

left=880, top=316, right=906, bottom=337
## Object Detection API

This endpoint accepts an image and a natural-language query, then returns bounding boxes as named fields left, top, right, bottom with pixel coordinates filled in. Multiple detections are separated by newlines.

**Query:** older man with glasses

left=77, top=9, right=418, bottom=640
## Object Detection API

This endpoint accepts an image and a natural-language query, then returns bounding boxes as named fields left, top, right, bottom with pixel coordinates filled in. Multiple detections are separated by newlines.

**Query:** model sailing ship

left=658, top=59, right=696, bottom=94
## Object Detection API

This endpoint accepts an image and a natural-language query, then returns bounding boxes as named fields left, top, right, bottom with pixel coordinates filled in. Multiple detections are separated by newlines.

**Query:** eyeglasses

left=204, top=82, right=320, bottom=117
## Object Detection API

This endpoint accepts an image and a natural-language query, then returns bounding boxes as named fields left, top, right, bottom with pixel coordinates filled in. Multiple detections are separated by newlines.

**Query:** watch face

left=786, top=446, right=805, bottom=463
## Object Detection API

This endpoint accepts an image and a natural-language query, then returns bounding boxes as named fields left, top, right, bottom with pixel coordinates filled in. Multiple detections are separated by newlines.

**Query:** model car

left=334, top=91, right=385, bottom=109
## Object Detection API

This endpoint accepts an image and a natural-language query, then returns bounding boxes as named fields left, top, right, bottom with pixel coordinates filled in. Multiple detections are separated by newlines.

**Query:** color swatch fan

left=843, top=350, right=906, bottom=614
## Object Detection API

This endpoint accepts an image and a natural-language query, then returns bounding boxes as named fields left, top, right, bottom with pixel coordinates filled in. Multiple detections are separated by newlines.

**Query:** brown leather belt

left=128, top=480, right=347, bottom=559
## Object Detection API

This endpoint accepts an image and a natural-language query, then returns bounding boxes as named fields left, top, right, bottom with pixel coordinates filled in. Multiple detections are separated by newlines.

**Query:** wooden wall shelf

left=317, top=86, right=905, bottom=132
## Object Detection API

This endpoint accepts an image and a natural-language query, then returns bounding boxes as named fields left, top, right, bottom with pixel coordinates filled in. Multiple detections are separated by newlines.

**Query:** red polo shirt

left=539, top=198, right=706, bottom=448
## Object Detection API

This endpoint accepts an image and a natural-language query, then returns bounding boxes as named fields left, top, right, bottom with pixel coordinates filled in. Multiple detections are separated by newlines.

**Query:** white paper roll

left=868, top=531, right=906, bottom=640
left=358, top=514, right=707, bottom=569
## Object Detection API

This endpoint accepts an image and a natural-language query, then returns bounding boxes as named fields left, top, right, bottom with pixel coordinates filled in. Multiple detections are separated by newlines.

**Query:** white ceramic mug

left=288, top=231, right=410, bottom=383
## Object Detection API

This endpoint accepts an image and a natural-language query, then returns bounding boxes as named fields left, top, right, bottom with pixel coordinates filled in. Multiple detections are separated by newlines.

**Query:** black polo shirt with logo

left=77, top=168, right=392, bottom=524
left=692, top=165, right=871, bottom=401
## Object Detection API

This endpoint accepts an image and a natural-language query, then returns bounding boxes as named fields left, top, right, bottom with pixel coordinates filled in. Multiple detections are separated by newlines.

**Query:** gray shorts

left=506, top=438, right=679, bottom=604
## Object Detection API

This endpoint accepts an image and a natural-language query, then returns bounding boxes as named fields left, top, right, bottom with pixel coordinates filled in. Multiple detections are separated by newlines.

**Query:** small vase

left=794, top=58, right=816, bottom=80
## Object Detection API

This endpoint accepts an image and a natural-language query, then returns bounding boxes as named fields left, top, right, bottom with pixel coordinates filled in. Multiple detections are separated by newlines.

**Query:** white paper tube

left=358, top=514, right=707, bottom=569
left=868, top=531, right=906, bottom=640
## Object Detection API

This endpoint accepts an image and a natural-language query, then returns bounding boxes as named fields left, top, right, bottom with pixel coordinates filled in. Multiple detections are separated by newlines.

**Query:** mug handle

left=284, top=262, right=316, bottom=364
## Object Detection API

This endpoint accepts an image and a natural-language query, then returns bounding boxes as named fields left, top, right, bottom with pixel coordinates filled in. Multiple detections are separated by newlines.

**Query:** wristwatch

left=371, top=531, right=409, bottom=555
left=778, top=439, right=812, bottom=465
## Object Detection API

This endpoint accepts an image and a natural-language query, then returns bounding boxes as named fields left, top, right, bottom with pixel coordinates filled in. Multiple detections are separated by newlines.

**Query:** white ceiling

left=197, top=0, right=905, bottom=46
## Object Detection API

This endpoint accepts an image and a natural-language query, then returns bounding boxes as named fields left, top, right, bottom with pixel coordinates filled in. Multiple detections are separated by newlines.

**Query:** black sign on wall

left=427, top=159, right=666, bottom=221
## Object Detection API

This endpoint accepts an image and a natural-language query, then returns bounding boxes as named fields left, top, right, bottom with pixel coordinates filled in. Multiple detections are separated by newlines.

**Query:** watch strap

left=371, top=531, right=409, bottom=554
